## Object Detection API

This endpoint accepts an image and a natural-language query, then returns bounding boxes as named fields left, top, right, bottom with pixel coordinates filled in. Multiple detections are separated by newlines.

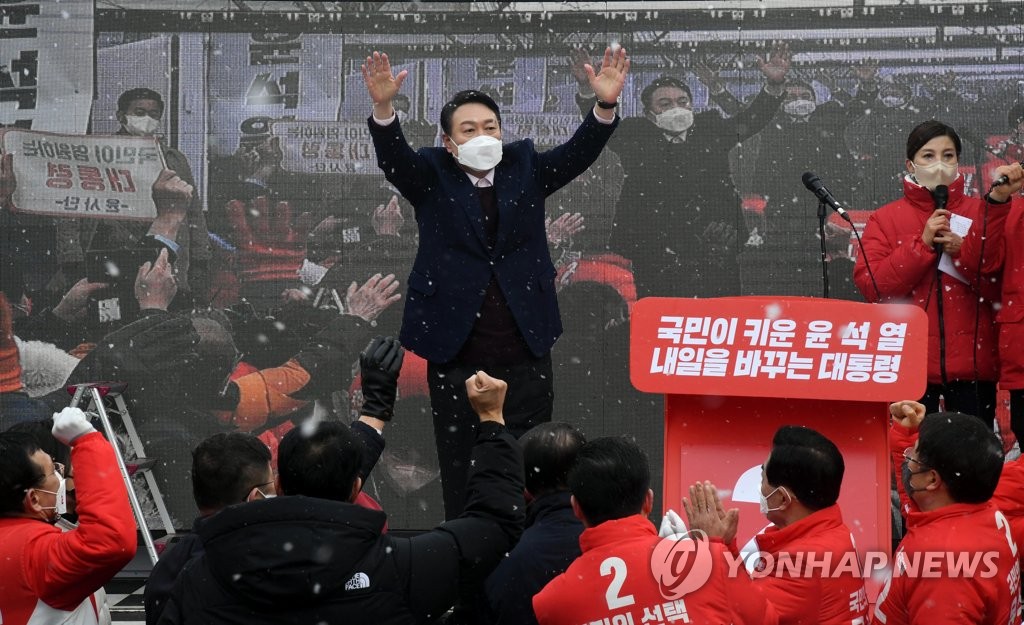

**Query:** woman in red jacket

left=854, top=120, right=1017, bottom=426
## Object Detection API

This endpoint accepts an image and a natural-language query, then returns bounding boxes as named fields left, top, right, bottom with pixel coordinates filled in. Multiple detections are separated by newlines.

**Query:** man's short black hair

left=765, top=425, right=844, bottom=511
left=0, top=432, right=45, bottom=515
left=278, top=420, right=363, bottom=501
left=906, top=119, right=962, bottom=161
left=640, top=76, right=692, bottom=111
left=6, top=418, right=70, bottom=471
left=917, top=412, right=1003, bottom=504
left=439, top=90, right=501, bottom=136
left=521, top=422, right=586, bottom=497
left=568, top=436, right=649, bottom=526
left=117, top=88, right=164, bottom=115
left=191, top=432, right=271, bottom=511
left=784, top=80, right=816, bottom=101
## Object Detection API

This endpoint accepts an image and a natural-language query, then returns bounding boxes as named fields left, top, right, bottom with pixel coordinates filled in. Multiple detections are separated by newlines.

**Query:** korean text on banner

left=630, top=296, right=928, bottom=401
left=1, top=129, right=167, bottom=221
left=271, top=121, right=376, bottom=175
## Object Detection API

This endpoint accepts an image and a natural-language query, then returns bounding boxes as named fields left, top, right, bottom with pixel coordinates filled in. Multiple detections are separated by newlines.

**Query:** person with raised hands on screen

left=363, top=46, right=627, bottom=521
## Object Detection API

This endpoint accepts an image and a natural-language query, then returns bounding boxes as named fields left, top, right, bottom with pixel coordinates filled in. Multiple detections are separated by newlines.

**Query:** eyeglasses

left=244, top=480, right=275, bottom=502
left=19, top=462, right=65, bottom=495
left=903, top=447, right=928, bottom=468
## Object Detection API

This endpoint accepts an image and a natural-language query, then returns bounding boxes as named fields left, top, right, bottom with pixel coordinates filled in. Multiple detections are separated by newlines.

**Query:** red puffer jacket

left=854, top=176, right=1004, bottom=384
left=995, top=198, right=1024, bottom=389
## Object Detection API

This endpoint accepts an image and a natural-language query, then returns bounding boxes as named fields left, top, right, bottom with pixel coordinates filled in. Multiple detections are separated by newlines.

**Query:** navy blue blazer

left=368, top=112, right=619, bottom=363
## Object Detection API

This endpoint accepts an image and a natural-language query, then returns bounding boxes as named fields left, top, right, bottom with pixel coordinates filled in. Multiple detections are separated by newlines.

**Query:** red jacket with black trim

left=752, top=504, right=868, bottom=625
left=853, top=176, right=1004, bottom=384
left=0, top=431, right=136, bottom=625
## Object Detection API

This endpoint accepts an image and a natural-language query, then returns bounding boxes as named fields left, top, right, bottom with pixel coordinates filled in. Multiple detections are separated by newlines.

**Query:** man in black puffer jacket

left=155, top=369, right=524, bottom=624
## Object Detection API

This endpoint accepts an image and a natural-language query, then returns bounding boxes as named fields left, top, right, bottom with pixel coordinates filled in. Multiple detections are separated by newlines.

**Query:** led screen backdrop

left=2, top=0, right=1023, bottom=528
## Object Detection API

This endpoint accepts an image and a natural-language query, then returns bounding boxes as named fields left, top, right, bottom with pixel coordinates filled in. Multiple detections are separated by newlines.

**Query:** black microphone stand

left=817, top=199, right=830, bottom=299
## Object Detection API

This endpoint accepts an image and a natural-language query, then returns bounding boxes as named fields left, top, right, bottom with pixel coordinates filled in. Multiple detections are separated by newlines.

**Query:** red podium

left=630, top=296, right=928, bottom=600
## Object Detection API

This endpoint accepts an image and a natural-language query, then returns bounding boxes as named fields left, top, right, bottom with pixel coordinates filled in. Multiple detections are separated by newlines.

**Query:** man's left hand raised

left=584, top=45, right=630, bottom=119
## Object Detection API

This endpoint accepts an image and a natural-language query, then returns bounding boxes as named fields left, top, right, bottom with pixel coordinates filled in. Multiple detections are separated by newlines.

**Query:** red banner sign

left=630, top=296, right=928, bottom=401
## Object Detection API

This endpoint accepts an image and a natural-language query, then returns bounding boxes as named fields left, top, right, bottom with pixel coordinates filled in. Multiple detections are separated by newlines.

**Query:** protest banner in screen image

left=2, top=129, right=166, bottom=220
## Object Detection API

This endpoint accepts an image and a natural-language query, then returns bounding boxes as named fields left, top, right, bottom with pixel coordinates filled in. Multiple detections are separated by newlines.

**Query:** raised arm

left=399, top=372, right=525, bottom=622
left=29, top=410, right=136, bottom=611
left=362, top=51, right=408, bottom=122
left=722, top=44, right=790, bottom=142
left=363, top=51, right=434, bottom=204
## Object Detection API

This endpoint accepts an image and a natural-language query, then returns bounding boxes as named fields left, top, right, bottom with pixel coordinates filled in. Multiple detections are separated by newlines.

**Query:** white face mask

left=124, top=114, right=160, bottom=136
left=36, top=472, right=67, bottom=518
left=653, top=106, right=694, bottom=134
left=881, top=95, right=907, bottom=109
left=759, top=485, right=786, bottom=515
left=395, top=110, right=407, bottom=123
left=783, top=99, right=816, bottom=118
left=257, top=487, right=276, bottom=500
left=912, top=161, right=958, bottom=190
left=454, top=135, right=503, bottom=171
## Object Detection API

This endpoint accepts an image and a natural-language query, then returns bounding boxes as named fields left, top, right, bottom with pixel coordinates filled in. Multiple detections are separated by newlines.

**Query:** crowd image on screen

left=3, top=2, right=1024, bottom=624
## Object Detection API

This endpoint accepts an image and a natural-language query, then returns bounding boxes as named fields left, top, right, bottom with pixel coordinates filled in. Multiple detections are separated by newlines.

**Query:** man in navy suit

left=364, top=47, right=629, bottom=519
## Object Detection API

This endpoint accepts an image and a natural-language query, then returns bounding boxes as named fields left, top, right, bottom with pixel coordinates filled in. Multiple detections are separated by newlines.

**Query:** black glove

left=359, top=336, right=404, bottom=421
left=699, top=221, right=738, bottom=257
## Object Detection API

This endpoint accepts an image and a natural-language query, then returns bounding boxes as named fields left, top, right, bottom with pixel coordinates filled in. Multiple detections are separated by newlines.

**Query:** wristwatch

left=596, top=99, right=618, bottom=110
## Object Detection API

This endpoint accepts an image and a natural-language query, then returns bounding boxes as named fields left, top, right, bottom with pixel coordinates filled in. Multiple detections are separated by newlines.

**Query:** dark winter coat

left=154, top=421, right=524, bottom=625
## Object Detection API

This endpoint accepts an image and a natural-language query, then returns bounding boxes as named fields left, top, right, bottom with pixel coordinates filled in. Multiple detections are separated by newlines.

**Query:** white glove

left=658, top=508, right=690, bottom=540
left=51, top=407, right=97, bottom=445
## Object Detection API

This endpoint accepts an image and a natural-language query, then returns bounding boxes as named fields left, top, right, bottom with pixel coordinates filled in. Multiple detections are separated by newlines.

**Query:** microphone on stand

left=800, top=172, right=881, bottom=301
left=802, top=171, right=853, bottom=223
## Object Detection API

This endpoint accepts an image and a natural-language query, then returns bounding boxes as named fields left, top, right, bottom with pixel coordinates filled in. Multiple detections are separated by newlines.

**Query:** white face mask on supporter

left=912, top=161, right=958, bottom=190
left=783, top=99, right=816, bottom=118
left=36, top=472, right=68, bottom=519
left=881, top=95, right=906, bottom=109
left=124, top=114, right=160, bottom=137
left=454, top=135, right=503, bottom=171
left=759, top=485, right=786, bottom=515
left=653, top=107, right=694, bottom=134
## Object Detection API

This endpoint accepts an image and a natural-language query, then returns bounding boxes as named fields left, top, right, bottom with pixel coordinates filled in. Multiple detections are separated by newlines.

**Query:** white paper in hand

left=938, top=213, right=973, bottom=285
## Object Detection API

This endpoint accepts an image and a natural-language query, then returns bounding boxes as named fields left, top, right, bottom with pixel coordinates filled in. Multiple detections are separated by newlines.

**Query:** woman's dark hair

left=906, top=120, right=962, bottom=161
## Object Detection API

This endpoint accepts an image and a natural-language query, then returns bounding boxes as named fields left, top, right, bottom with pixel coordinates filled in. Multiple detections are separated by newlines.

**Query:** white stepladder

left=66, top=382, right=175, bottom=565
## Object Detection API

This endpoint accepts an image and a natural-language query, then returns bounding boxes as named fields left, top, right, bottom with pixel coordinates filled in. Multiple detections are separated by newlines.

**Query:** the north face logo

left=345, top=572, right=370, bottom=591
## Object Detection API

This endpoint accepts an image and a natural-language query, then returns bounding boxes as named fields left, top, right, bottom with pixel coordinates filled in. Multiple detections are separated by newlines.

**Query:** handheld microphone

left=931, top=184, right=949, bottom=256
left=990, top=161, right=1024, bottom=189
left=802, top=171, right=852, bottom=223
